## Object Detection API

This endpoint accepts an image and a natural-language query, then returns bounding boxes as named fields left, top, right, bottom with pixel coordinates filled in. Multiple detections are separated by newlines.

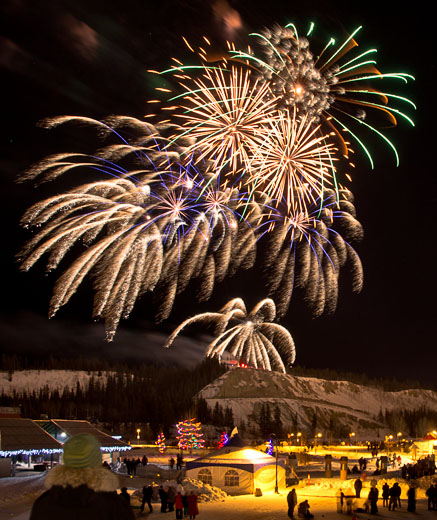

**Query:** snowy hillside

left=197, top=369, right=437, bottom=437
left=0, top=370, right=112, bottom=395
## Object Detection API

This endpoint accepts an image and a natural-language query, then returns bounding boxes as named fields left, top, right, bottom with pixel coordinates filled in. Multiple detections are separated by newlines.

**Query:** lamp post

left=136, top=428, right=141, bottom=441
left=270, top=433, right=279, bottom=494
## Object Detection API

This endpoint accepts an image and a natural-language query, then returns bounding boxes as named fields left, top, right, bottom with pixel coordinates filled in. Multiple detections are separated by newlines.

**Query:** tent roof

left=226, top=433, right=245, bottom=448
left=35, top=420, right=130, bottom=451
left=0, top=418, right=63, bottom=454
left=186, top=445, right=282, bottom=473
left=423, top=434, right=437, bottom=440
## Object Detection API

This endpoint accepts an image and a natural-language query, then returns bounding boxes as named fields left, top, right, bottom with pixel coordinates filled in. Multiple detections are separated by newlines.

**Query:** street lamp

left=270, top=433, right=279, bottom=494
left=136, top=428, right=141, bottom=441
left=297, top=432, right=302, bottom=446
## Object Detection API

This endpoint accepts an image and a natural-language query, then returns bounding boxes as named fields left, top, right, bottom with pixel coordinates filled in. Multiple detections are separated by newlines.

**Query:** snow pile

left=181, top=477, right=228, bottom=502
left=134, top=463, right=176, bottom=479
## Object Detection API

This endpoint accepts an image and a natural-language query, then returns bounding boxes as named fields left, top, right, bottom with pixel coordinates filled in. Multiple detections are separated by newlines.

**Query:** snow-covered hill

left=197, top=368, right=437, bottom=438
left=2, top=367, right=436, bottom=439
left=0, top=370, right=111, bottom=395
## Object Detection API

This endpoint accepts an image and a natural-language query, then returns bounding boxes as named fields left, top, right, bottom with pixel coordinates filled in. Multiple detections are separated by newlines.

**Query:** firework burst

left=230, top=23, right=415, bottom=166
left=165, top=298, right=296, bottom=373
left=261, top=188, right=363, bottom=318
left=161, top=64, right=280, bottom=177
left=18, top=116, right=259, bottom=339
left=245, top=108, right=338, bottom=213
left=18, top=19, right=414, bottom=369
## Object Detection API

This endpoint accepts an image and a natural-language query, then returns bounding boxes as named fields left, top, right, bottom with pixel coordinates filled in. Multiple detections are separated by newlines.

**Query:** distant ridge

left=197, top=368, right=437, bottom=438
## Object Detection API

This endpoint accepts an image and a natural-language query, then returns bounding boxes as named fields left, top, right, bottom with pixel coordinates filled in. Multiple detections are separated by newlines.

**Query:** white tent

left=186, top=437, right=285, bottom=495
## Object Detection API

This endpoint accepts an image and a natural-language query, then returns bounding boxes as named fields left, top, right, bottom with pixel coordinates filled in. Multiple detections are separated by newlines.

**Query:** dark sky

left=1, top=0, right=435, bottom=381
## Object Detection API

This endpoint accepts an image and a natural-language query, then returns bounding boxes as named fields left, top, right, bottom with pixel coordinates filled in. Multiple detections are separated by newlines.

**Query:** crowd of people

left=402, top=456, right=436, bottom=479
left=28, top=432, right=437, bottom=520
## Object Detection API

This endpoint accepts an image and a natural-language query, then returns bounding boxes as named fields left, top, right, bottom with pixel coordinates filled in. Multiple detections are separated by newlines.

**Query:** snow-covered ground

left=2, top=446, right=436, bottom=519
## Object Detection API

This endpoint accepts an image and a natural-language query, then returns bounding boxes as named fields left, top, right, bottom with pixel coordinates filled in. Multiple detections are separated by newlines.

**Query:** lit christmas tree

left=218, top=431, right=229, bottom=449
left=176, top=418, right=205, bottom=450
left=156, top=432, right=166, bottom=454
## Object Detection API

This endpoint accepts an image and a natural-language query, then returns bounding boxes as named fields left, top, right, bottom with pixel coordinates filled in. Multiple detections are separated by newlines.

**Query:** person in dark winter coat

left=388, top=483, right=397, bottom=511
left=159, top=485, right=168, bottom=513
left=368, top=485, right=379, bottom=515
left=29, top=434, right=135, bottom=520
left=297, top=499, right=314, bottom=518
left=182, top=493, right=189, bottom=517
left=426, top=483, right=436, bottom=510
left=394, top=482, right=402, bottom=508
left=287, top=488, right=297, bottom=518
left=407, top=486, right=416, bottom=512
left=119, top=487, right=131, bottom=504
left=382, top=482, right=389, bottom=507
left=354, top=478, right=362, bottom=498
left=141, top=485, right=154, bottom=513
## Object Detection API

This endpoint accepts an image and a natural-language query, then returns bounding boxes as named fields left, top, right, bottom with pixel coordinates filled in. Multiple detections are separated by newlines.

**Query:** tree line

left=0, top=356, right=226, bottom=439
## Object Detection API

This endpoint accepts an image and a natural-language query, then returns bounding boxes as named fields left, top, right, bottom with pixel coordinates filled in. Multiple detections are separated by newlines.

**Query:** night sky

left=1, top=0, right=435, bottom=381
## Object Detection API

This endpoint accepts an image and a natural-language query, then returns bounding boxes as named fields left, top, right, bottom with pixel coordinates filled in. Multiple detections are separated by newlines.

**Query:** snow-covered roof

left=34, top=419, right=131, bottom=452
left=0, top=418, right=63, bottom=456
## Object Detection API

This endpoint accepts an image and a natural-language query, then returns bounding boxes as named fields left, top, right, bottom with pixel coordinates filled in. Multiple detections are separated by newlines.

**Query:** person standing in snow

left=394, top=482, right=402, bottom=508
left=382, top=482, right=389, bottom=507
left=354, top=477, right=362, bottom=498
left=407, top=485, right=416, bottom=512
left=368, top=485, right=379, bottom=515
left=29, top=434, right=134, bottom=520
left=119, top=487, right=131, bottom=505
left=175, top=491, right=184, bottom=519
left=187, top=491, right=199, bottom=519
left=141, top=485, right=153, bottom=513
left=426, top=483, right=436, bottom=510
left=287, top=488, right=297, bottom=518
left=159, top=485, right=168, bottom=512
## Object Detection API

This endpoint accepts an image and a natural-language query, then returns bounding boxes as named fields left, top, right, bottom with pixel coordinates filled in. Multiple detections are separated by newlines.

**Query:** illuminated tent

left=185, top=435, right=285, bottom=495
left=411, top=433, right=437, bottom=457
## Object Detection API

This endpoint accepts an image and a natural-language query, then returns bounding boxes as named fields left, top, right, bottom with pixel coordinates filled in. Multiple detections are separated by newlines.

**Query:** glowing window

left=224, top=469, right=239, bottom=486
left=198, top=468, right=212, bottom=485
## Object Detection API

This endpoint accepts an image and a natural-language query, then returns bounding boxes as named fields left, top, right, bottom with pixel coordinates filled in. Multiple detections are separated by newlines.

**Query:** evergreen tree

left=273, top=405, right=282, bottom=437
left=224, top=406, right=234, bottom=428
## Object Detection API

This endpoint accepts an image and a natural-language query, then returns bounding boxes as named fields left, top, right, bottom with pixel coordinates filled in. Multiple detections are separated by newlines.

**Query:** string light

left=218, top=431, right=229, bottom=449
left=176, top=418, right=205, bottom=450
left=156, top=432, right=166, bottom=454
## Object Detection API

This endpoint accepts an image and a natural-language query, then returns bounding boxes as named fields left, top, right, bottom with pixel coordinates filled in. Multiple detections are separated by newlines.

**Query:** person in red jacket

left=175, top=491, right=184, bottom=519
left=187, top=491, right=199, bottom=519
